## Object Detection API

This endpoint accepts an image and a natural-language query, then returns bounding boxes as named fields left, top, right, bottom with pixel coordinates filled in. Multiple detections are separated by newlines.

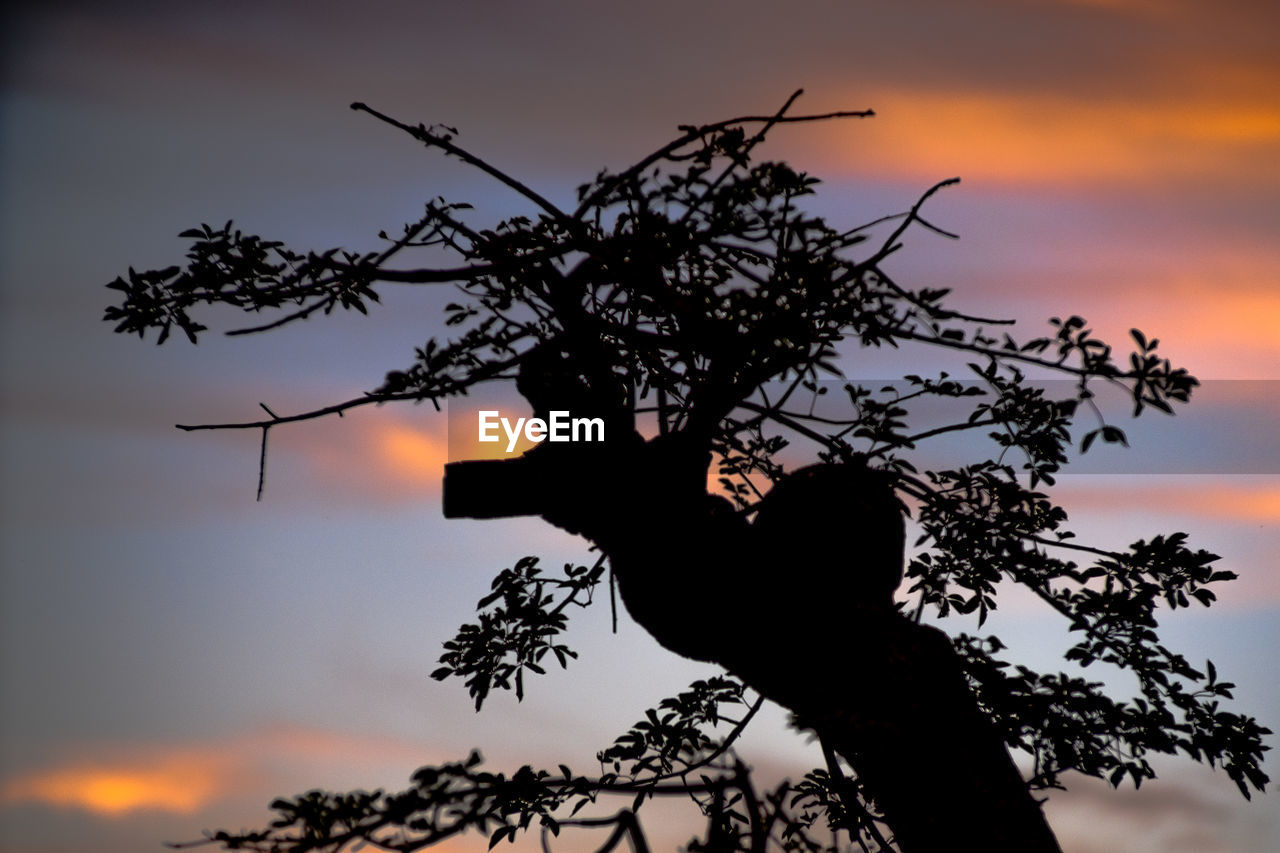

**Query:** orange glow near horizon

left=1, top=757, right=228, bottom=817
left=0, top=726, right=445, bottom=820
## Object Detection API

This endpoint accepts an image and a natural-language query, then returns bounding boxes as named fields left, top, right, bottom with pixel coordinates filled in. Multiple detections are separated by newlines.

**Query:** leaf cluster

left=431, top=556, right=603, bottom=709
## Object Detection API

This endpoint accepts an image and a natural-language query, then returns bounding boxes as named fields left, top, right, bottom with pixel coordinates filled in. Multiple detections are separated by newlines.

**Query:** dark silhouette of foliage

left=109, top=92, right=1268, bottom=852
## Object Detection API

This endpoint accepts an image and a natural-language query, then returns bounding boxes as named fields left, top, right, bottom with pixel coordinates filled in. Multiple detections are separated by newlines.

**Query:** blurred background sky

left=1, top=2, right=1277, bottom=851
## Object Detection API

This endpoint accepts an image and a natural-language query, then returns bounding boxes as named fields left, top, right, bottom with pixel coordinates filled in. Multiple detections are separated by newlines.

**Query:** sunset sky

left=1, top=2, right=1278, bottom=851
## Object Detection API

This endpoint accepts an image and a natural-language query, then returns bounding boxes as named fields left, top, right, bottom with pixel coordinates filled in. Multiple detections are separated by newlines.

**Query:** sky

left=1, top=1, right=1278, bottom=851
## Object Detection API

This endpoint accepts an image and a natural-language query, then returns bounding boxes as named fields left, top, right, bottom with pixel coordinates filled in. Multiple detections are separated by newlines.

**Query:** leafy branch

left=432, top=556, right=605, bottom=709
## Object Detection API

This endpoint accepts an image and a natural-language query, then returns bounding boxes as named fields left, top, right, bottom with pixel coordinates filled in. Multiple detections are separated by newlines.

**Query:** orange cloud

left=376, top=421, right=450, bottom=480
left=1062, top=480, right=1280, bottom=523
left=1, top=752, right=232, bottom=817
left=1151, top=292, right=1280, bottom=374
left=814, top=91, right=1280, bottom=187
left=1192, top=486, right=1280, bottom=522
left=965, top=238, right=1280, bottom=379
left=272, top=411, right=450, bottom=501
left=0, top=725, right=443, bottom=820
left=1074, top=280, right=1280, bottom=379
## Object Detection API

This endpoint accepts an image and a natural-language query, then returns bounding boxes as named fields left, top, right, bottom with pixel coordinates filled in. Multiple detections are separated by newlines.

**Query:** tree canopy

left=106, top=92, right=1269, bottom=852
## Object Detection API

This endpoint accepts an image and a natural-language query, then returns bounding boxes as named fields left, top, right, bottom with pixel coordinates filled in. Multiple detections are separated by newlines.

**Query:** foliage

left=432, top=556, right=605, bottom=709
left=108, top=93, right=1269, bottom=852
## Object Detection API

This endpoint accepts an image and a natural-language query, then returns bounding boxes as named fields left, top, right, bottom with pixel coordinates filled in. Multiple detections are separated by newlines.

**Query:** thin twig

left=573, top=103, right=874, bottom=220
left=177, top=391, right=425, bottom=432
left=352, top=102, right=569, bottom=221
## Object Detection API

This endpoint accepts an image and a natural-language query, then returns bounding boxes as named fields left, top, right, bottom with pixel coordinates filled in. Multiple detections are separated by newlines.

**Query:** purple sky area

left=2, top=2, right=1278, bottom=851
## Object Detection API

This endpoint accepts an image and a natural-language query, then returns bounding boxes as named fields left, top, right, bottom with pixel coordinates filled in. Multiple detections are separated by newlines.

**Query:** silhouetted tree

left=106, top=92, right=1268, bottom=852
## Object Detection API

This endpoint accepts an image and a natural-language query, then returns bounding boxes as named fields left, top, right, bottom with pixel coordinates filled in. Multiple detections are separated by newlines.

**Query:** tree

left=105, top=92, right=1269, bottom=852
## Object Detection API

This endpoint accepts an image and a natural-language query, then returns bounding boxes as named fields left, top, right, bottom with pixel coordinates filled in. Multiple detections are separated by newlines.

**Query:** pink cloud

left=1043, top=769, right=1267, bottom=853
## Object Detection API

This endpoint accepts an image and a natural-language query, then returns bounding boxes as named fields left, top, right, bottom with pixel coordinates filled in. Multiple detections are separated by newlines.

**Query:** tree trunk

left=443, top=439, right=1062, bottom=852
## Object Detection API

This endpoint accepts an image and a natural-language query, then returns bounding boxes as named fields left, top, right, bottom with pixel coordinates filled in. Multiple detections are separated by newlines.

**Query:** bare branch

left=352, top=101, right=570, bottom=221
left=175, top=391, right=426, bottom=433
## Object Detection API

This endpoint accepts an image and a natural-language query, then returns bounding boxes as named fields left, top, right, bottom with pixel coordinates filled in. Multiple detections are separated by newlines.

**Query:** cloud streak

left=1, top=751, right=233, bottom=817
left=1054, top=478, right=1280, bottom=524
left=0, top=725, right=443, bottom=820
left=806, top=88, right=1280, bottom=188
